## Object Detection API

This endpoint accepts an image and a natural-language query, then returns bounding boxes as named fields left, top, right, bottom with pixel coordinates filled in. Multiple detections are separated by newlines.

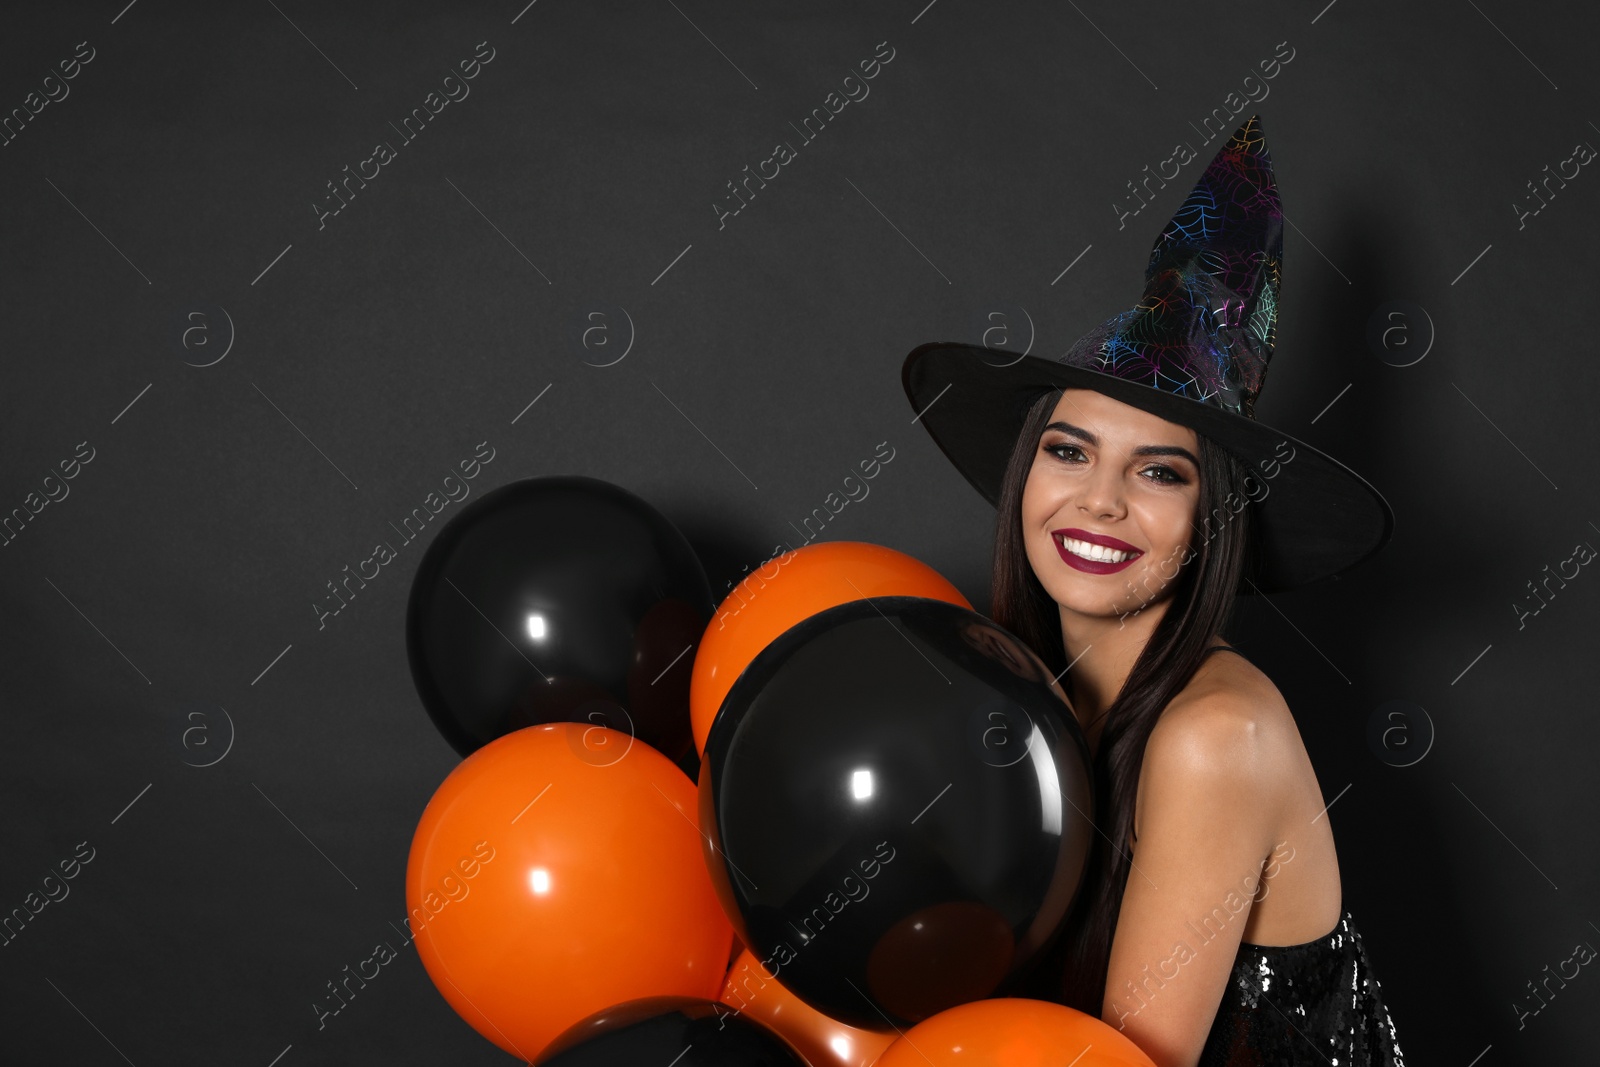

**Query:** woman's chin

left=1046, top=586, right=1125, bottom=620
left=1046, top=578, right=1169, bottom=623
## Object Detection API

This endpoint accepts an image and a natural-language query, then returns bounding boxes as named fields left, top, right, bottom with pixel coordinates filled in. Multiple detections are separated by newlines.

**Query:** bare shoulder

left=1163, top=648, right=1296, bottom=743
left=1135, top=652, right=1301, bottom=842
left=1152, top=652, right=1299, bottom=767
left=1135, top=650, right=1345, bottom=946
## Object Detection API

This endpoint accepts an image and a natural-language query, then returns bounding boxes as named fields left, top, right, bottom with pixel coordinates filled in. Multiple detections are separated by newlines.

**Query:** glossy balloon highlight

left=406, top=476, right=712, bottom=770
left=406, top=723, right=733, bottom=1062
left=699, top=596, right=1094, bottom=1031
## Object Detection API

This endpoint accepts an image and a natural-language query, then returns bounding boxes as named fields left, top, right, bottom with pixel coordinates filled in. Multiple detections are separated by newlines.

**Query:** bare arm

left=1100, top=695, right=1283, bottom=1067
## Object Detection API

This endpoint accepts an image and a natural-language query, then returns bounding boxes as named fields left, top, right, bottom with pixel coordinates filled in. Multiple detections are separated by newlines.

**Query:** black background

left=2, top=0, right=1595, bottom=1063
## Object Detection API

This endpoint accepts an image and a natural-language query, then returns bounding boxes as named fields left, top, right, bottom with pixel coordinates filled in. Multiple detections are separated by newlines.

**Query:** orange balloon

left=690, top=541, right=971, bottom=754
left=874, top=998, right=1157, bottom=1067
left=405, top=723, right=733, bottom=1062
left=720, top=949, right=895, bottom=1067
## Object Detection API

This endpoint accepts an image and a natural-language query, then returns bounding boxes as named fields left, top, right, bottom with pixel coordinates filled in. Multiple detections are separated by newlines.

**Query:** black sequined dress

left=1196, top=645, right=1407, bottom=1066
left=1196, top=908, right=1406, bottom=1065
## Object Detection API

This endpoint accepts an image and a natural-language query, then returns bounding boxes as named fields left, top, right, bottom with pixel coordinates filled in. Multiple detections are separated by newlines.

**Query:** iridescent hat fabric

left=1063, top=114, right=1282, bottom=420
left=900, top=115, right=1392, bottom=594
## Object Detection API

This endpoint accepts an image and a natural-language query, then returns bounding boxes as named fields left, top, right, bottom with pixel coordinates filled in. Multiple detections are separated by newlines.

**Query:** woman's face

left=1021, top=389, right=1203, bottom=622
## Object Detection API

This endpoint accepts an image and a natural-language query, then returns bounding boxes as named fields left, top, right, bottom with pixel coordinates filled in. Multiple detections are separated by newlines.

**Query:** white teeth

left=1057, top=535, right=1136, bottom=563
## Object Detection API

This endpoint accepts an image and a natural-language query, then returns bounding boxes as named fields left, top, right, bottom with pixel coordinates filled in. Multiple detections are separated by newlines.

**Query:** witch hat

left=901, top=114, right=1392, bottom=594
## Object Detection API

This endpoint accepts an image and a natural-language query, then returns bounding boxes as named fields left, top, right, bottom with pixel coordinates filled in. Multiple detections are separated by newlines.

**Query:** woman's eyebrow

left=1043, top=420, right=1199, bottom=465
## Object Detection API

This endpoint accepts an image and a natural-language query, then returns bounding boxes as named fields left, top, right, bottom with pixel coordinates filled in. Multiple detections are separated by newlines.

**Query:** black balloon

left=406, top=476, right=712, bottom=774
left=699, top=596, right=1094, bottom=1031
left=537, top=996, right=807, bottom=1066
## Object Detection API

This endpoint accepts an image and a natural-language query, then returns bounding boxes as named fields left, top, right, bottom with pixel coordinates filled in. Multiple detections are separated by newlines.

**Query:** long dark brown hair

left=991, top=387, right=1263, bottom=1014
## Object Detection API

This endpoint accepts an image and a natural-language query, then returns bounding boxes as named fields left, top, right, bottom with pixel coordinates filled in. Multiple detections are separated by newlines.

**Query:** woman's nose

left=1077, top=467, right=1125, bottom=518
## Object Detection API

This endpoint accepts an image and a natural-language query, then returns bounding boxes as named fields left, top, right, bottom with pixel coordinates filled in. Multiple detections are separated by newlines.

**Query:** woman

left=902, top=116, right=1406, bottom=1065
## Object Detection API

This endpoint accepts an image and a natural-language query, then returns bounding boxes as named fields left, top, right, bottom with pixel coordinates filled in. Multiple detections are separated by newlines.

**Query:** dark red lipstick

left=1051, top=528, right=1143, bottom=575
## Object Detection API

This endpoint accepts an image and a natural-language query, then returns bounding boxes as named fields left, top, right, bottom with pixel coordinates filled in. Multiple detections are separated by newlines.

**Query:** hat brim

left=902, top=341, right=1395, bottom=595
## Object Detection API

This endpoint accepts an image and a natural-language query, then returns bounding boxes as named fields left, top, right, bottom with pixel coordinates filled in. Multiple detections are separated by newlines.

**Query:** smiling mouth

left=1056, top=534, right=1145, bottom=575
left=1054, top=533, right=1143, bottom=564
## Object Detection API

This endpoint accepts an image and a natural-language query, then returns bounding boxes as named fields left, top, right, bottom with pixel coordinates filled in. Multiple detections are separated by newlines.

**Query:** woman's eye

left=1045, top=443, right=1083, bottom=462
left=1044, top=444, right=1187, bottom=485
left=1143, top=466, right=1186, bottom=484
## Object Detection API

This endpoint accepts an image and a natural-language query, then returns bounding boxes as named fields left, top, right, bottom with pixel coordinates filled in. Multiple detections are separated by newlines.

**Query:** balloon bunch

left=402, top=476, right=1157, bottom=1066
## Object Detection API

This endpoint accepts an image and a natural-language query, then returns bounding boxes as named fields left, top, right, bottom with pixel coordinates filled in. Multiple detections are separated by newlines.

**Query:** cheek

left=1022, top=482, right=1092, bottom=595
left=1019, top=461, right=1056, bottom=519
left=1020, top=472, right=1057, bottom=544
left=1134, top=496, right=1197, bottom=557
